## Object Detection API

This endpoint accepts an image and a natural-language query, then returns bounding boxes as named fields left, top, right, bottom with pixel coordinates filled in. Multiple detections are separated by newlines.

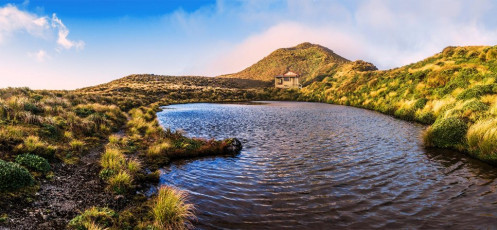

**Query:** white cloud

left=0, top=4, right=84, bottom=52
left=51, top=13, right=85, bottom=50
left=0, top=4, right=49, bottom=42
left=28, top=49, right=50, bottom=62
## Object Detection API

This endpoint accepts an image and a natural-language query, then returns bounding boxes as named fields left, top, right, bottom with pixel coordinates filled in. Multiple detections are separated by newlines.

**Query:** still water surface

left=156, top=102, right=497, bottom=229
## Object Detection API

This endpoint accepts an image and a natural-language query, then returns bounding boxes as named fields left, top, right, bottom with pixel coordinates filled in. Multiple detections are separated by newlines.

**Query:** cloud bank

left=197, top=0, right=497, bottom=74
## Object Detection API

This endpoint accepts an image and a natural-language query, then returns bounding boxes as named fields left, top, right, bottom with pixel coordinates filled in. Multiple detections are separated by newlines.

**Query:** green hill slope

left=219, top=42, right=355, bottom=84
left=301, top=45, right=497, bottom=163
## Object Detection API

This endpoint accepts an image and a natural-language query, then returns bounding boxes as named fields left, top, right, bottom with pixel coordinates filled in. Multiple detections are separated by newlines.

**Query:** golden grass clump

left=127, top=158, right=142, bottom=175
left=152, top=186, right=195, bottom=230
left=147, top=141, right=172, bottom=158
left=467, top=118, right=497, bottom=157
left=100, top=148, right=126, bottom=171
left=108, top=171, right=132, bottom=194
left=70, top=139, right=85, bottom=152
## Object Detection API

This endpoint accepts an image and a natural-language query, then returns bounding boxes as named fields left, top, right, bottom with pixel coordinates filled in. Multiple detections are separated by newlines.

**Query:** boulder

left=224, top=138, right=242, bottom=154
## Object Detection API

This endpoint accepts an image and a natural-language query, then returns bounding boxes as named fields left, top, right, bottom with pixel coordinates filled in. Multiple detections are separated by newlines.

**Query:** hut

left=275, top=71, right=301, bottom=89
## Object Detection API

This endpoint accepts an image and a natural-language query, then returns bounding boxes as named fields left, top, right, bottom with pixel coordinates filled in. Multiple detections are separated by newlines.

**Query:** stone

left=224, top=138, right=242, bottom=154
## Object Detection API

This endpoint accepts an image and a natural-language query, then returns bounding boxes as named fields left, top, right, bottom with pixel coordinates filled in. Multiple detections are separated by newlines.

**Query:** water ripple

left=156, top=102, right=497, bottom=229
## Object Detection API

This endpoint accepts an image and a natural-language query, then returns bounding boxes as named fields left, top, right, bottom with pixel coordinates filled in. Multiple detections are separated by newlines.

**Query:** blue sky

left=1, top=0, right=497, bottom=89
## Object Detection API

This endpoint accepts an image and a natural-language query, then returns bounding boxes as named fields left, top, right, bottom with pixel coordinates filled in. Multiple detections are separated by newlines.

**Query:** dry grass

left=152, top=186, right=195, bottom=230
left=467, top=118, right=497, bottom=157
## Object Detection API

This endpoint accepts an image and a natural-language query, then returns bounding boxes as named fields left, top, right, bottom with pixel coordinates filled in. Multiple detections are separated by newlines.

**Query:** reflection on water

left=157, top=101, right=497, bottom=229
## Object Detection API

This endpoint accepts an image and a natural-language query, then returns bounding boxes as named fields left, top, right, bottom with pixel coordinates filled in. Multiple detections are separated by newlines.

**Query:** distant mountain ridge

left=218, top=42, right=355, bottom=84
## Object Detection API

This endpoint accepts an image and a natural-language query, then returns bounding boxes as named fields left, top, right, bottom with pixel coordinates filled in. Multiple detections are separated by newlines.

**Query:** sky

left=1, top=0, right=497, bottom=89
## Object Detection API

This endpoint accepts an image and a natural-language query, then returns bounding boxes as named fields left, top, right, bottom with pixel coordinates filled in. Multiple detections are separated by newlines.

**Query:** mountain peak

left=219, top=42, right=350, bottom=83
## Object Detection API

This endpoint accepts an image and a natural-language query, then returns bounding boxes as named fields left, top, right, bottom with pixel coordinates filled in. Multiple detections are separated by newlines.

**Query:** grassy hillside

left=219, top=42, right=356, bottom=84
left=75, top=74, right=272, bottom=110
left=301, top=45, right=497, bottom=164
left=75, top=74, right=305, bottom=110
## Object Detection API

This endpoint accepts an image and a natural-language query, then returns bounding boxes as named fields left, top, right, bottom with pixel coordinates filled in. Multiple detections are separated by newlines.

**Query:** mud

left=0, top=146, right=125, bottom=230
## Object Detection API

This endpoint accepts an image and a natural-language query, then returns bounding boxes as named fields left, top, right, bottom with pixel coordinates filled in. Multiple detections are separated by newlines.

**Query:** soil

left=0, top=145, right=126, bottom=230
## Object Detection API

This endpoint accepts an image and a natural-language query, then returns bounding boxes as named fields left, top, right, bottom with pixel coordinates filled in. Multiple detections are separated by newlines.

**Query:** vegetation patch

left=425, top=117, right=468, bottom=149
left=152, top=186, right=194, bottom=230
left=0, top=159, right=34, bottom=192
left=68, top=207, right=117, bottom=230
left=467, top=118, right=497, bottom=162
left=15, top=154, right=51, bottom=173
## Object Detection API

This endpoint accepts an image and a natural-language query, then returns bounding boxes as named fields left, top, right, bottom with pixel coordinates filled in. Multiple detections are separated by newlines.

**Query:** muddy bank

left=0, top=146, right=123, bottom=230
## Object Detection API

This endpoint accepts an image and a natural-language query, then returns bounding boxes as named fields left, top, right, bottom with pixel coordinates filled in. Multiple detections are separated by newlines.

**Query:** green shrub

left=0, top=159, right=34, bottom=191
left=394, top=108, right=415, bottom=121
left=74, top=107, right=96, bottom=118
left=15, top=154, right=51, bottom=173
left=486, top=48, right=497, bottom=60
left=413, top=98, right=428, bottom=110
left=462, top=100, right=489, bottom=112
left=39, top=124, right=60, bottom=139
left=98, top=168, right=115, bottom=181
left=456, top=84, right=495, bottom=100
left=415, top=110, right=436, bottom=124
left=424, top=117, right=468, bottom=148
left=68, top=207, right=116, bottom=230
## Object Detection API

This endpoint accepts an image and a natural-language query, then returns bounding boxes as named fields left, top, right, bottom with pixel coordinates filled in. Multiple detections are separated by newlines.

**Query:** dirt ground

left=0, top=146, right=125, bottom=230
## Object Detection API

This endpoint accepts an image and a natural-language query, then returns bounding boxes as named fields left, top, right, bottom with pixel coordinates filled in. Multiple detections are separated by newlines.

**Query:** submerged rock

left=224, top=138, right=242, bottom=154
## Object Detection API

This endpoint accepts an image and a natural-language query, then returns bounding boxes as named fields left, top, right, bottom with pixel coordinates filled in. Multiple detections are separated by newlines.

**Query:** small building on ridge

left=275, top=71, right=301, bottom=89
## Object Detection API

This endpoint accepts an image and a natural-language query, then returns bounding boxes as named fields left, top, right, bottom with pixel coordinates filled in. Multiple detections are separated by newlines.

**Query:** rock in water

left=224, top=138, right=242, bottom=154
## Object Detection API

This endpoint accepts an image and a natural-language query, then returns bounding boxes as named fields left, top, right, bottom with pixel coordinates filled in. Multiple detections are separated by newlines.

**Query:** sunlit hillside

left=219, top=42, right=355, bottom=85
left=301, top=45, right=497, bottom=163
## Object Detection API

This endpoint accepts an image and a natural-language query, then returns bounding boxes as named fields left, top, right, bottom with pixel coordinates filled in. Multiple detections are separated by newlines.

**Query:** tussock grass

left=126, top=159, right=141, bottom=175
left=147, top=141, right=172, bottom=158
left=70, top=139, right=85, bottom=152
left=152, top=186, right=194, bottom=230
left=108, top=171, right=132, bottom=194
left=467, top=118, right=497, bottom=158
left=100, top=148, right=126, bottom=172
left=16, top=135, right=57, bottom=158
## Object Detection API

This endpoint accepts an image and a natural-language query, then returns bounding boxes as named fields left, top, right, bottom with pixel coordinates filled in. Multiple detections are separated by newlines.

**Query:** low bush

left=98, top=168, right=115, bottom=181
left=424, top=117, right=468, bottom=148
left=68, top=207, right=116, bottom=230
left=152, top=186, right=194, bottom=230
left=15, top=154, right=51, bottom=173
left=415, top=110, right=436, bottom=124
left=462, top=99, right=489, bottom=112
left=456, top=84, right=495, bottom=100
left=0, top=159, right=34, bottom=191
